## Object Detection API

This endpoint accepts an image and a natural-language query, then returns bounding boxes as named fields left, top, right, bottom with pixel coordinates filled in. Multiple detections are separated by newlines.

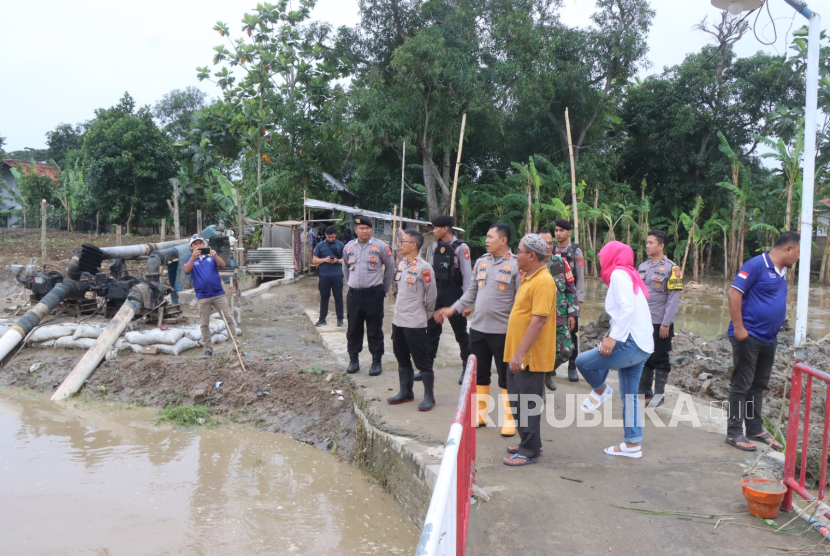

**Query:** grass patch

left=299, top=365, right=325, bottom=375
left=156, top=405, right=217, bottom=428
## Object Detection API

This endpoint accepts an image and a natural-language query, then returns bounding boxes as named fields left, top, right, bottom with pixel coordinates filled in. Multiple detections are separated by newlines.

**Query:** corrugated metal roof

left=2, top=159, right=59, bottom=180
left=303, top=198, right=464, bottom=232
left=322, top=172, right=350, bottom=193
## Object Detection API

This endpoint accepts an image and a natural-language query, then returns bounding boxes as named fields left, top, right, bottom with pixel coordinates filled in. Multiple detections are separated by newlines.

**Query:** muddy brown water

left=0, top=389, right=418, bottom=556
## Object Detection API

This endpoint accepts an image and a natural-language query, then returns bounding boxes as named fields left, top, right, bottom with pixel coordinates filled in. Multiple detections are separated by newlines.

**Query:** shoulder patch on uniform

left=577, top=256, right=583, bottom=267
left=422, top=268, right=431, bottom=283
left=385, top=245, right=392, bottom=257
left=463, top=248, right=470, bottom=260
left=667, top=265, right=684, bottom=291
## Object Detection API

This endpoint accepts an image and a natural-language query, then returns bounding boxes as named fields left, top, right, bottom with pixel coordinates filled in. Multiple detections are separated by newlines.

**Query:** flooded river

left=0, top=390, right=418, bottom=556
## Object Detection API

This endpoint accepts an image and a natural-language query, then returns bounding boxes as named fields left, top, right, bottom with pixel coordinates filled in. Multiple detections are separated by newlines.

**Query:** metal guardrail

left=782, top=363, right=830, bottom=515
left=416, top=355, right=477, bottom=556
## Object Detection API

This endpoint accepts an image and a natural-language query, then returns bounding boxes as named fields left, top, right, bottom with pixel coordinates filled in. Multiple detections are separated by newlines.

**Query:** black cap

left=431, top=215, right=454, bottom=228
left=354, top=215, right=373, bottom=227
left=554, top=219, right=572, bottom=231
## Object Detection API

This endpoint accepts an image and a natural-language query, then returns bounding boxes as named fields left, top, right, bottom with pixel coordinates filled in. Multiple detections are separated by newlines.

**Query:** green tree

left=153, top=86, right=208, bottom=141
left=82, top=92, right=178, bottom=233
left=46, top=123, right=84, bottom=168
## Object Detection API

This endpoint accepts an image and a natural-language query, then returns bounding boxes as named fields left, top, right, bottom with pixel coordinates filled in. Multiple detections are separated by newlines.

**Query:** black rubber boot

left=544, top=372, right=557, bottom=391
left=639, top=365, right=654, bottom=399
left=419, top=372, right=436, bottom=411
left=413, top=371, right=423, bottom=382
left=567, top=364, right=579, bottom=382
left=368, top=354, right=383, bottom=376
left=387, top=367, right=415, bottom=404
left=650, top=369, right=669, bottom=407
left=346, top=354, right=360, bottom=374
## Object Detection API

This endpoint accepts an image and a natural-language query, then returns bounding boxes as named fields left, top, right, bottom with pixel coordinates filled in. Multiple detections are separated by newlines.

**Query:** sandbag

left=181, top=327, right=202, bottom=341
left=153, top=337, right=200, bottom=356
left=209, top=320, right=226, bottom=335
left=54, top=336, right=97, bottom=350
left=29, top=324, right=76, bottom=343
left=125, top=328, right=185, bottom=346
left=32, top=340, right=56, bottom=348
left=210, top=333, right=229, bottom=345
left=73, top=323, right=108, bottom=340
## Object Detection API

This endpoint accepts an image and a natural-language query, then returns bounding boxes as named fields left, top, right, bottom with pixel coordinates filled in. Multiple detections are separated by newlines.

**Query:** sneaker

left=315, top=319, right=327, bottom=327
left=337, top=319, right=344, bottom=327
left=203, top=350, right=213, bottom=357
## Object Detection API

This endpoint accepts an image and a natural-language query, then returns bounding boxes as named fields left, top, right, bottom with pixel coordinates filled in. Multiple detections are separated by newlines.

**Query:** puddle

left=0, top=391, right=418, bottom=555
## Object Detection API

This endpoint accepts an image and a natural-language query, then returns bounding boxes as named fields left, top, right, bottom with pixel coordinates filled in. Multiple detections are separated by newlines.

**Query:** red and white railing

left=416, top=355, right=477, bottom=556
left=782, top=363, right=830, bottom=518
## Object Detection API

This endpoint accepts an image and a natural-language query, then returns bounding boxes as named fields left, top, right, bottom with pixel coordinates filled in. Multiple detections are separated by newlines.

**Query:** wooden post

left=196, top=210, right=202, bottom=233
left=303, top=191, right=308, bottom=273
left=565, top=108, right=580, bottom=245
left=22, top=206, right=26, bottom=229
left=96, top=211, right=99, bottom=235
left=116, top=225, right=122, bottom=246
left=160, top=218, right=166, bottom=242
left=449, top=112, right=467, bottom=218
left=40, top=200, right=47, bottom=262
left=172, top=178, right=181, bottom=239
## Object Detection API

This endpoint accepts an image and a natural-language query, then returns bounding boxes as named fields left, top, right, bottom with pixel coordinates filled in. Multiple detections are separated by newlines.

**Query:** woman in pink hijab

left=575, top=241, right=654, bottom=459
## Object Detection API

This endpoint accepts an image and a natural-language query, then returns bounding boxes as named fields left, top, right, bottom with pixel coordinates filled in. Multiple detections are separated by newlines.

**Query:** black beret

left=354, top=215, right=373, bottom=227
left=431, top=215, right=454, bottom=228
left=554, top=219, right=572, bottom=231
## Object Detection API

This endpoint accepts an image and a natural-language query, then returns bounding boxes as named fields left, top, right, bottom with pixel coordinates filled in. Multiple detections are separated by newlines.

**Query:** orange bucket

left=740, top=477, right=787, bottom=519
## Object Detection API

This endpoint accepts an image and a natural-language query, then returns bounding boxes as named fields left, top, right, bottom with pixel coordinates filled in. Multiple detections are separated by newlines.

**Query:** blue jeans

left=575, top=337, right=651, bottom=444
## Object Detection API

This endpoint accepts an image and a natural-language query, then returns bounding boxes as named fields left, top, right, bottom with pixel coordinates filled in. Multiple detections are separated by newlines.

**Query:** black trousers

left=507, top=367, right=545, bottom=459
left=427, top=285, right=470, bottom=366
left=727, top=335, right=777, bottom=438
left=318, top=275, right=344, bottom=321
left=392, top=325, right=433, bottom=373
left=469, top=328, right=507, bottom=389
left=568, top=316, right=579, bottom=369
left=346, top=287, right=385, bottom=356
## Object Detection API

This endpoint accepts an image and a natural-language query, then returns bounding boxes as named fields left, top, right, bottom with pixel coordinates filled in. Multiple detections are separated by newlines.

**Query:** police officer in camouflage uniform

left=538, top=229, right=579, bottom=391
left=425, top=215, right=473, bottom=384
left=553, top=219, right=584, bottom=382
left=342, top=215, right=396, bottom=376
left=435, top=223, right=521, bottom=436
left=637, top=230, right=683, bottom=406
left=387, top=230, right=439, bottom=411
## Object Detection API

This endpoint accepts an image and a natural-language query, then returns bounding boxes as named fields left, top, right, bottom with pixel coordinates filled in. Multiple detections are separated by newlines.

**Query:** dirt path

left=0, top=290, right=359, bottom=455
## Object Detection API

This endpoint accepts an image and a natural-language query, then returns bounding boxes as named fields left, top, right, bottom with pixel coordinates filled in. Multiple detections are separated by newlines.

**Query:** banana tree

left=754, top=126, right=804, bottom=232
left=680, top=196, right=704, bottom=281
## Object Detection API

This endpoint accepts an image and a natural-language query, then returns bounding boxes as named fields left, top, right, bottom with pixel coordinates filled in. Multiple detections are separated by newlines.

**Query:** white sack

left=29, top=324, right=76, bottom=343
left=73, top=323, right=108, bottom=340
left=153, top=336, right=200, bottom=355
left=54, top=336, right=97, bottom=350
left=125, top=328, right=185, bottom=346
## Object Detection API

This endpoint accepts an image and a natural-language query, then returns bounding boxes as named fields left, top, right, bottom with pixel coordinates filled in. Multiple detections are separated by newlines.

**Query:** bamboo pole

left=172, top=178, right=181, bottom=239
left=565, top=108, right=579, bottom=245
left=161, top=218, right=166, bottom=242
left=449, top=112, right=467, bottom=217
left=392, top=205, right=398, bottom=258
left=40, top=200, right=47, bottom=262
left=116, top=224, right=122, bottom=246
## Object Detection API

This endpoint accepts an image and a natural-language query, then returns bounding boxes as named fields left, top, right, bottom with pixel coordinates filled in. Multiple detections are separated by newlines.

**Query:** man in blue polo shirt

left=312, top=226, right=345, bottom=327
left=725, top=231, right=800, bottom=452
left=184, top=234, right=236, bottom=357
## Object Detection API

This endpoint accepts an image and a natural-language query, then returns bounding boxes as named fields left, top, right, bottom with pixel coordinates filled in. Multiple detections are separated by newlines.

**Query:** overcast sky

left=0, top=0, right=820, bottom=152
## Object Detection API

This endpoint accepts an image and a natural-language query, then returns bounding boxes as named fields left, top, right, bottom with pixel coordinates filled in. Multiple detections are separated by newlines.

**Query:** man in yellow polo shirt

left=503, top=233, right=556, bottom=467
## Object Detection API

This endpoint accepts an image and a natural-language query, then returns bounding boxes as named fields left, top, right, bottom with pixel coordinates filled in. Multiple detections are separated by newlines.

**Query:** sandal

left=503, top=453, right=538, bottom=467
left=581, top=385, right=613, bottom=412
left=725, top=436, right=758, bottom=452
left=603, top=442, right=643, bottom=459
left=748, top=432, right=784, bottom=452
left=507, top=445, right=543, bottom=455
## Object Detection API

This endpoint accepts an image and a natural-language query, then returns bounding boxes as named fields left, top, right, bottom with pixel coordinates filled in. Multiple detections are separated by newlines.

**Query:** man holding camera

left=313, top=225, right=345, bottom=327
left=184, top=234, right=236, bottom=357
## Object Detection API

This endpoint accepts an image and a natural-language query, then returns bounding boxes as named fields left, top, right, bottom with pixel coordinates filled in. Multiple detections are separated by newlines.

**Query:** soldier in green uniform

left=538, top=229, right=579, bottom=391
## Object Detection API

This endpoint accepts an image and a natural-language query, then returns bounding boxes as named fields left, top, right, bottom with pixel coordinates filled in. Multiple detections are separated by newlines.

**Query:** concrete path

left=288, top=277, right=824, bottom=555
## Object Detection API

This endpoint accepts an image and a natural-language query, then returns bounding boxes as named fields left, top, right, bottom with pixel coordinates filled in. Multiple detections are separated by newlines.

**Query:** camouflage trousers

left=555, top=324, right=574, bottom=368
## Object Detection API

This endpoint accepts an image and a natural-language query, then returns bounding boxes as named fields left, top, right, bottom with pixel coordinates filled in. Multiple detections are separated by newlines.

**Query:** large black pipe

left=146, top=247, right=182, bottom=281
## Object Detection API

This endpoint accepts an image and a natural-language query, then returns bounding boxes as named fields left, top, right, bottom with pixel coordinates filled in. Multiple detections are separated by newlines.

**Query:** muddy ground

left=0, top=293, right=360, bottom=457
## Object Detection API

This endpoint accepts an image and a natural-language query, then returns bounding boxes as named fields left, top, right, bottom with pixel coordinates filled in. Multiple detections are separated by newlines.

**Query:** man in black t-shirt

left=312, top=226, right=345, bottom=327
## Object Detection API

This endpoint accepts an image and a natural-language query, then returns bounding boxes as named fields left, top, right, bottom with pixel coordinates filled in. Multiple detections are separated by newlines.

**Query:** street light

left=711, top=0, right=821, bottom=360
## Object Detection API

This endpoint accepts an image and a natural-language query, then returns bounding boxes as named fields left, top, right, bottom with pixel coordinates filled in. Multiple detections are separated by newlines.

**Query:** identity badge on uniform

left=478, top=280, right=484, bottom=288
left=499, top=284, right=505, bottom=291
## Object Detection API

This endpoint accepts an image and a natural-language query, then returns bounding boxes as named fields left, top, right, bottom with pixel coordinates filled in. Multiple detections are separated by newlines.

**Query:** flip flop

left=748, top=432, right=784, bottom=452
left=503, top=453, right=538, bottom=467
left=725, top=436, right=758, bottom=452
left=507, top=445, right=544, bottom=455
left=581, top=385, right=613, bottom=412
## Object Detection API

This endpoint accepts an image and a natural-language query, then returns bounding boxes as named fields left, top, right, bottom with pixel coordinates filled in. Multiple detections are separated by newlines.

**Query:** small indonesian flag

left=738, top=271, right=749, bottom=279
